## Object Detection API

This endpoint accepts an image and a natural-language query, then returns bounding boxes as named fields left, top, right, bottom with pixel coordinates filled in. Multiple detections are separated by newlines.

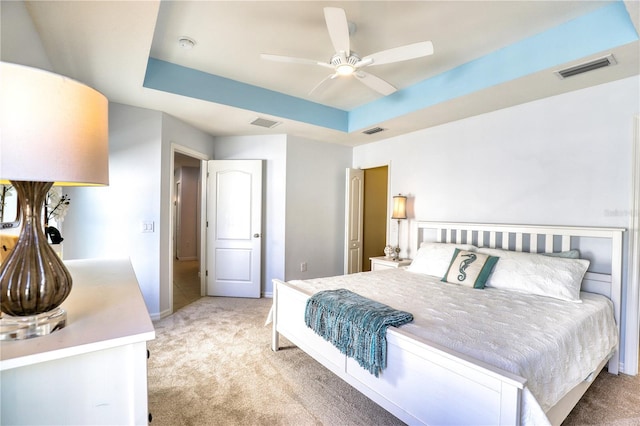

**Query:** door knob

left=254, top=233, right=261, bottom=238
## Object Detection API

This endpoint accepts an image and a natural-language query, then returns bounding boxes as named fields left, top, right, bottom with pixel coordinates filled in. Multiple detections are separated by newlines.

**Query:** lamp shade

left=391, top=194, right=407, bottom=220
left=0, top=61, right=109, bottom=185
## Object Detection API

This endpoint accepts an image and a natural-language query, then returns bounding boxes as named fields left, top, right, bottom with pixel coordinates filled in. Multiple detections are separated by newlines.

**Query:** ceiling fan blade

left=260, top=53, right=333, bottom=69
left=324, top=7, right=350, bottom=56
left=364, top=41, right=434, bottom=67
left=309, top=73, right=339, bottom=96
left=354, top=71, right=397, bottom=96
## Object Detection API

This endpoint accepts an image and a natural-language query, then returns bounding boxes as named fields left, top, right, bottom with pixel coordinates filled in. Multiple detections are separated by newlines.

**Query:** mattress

left=288, top=267, right=618, bottom=424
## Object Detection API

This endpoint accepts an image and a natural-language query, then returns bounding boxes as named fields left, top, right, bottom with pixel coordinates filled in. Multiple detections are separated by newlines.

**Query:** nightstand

left=370, top=256, right=412, bottom=271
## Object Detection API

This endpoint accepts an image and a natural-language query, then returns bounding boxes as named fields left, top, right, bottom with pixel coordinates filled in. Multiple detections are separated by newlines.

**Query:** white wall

left=356, top=77, right=637, bottom=256
left=65, top=106, right=215, bottom=318
left=285, top=136, right=352, bottom=280
left=212, top=134, right=287, bottom=297
left=212, top=134, right=351, bottom=294
left=0, top=1, right=52, bottom=71
left=354, top=75, right=639, bottom=370
left=64, top=103, right=163, bottom=314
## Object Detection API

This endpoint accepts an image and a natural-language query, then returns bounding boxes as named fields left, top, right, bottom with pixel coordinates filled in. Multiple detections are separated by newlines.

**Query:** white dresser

left=1, top=258, right=155, bottom=425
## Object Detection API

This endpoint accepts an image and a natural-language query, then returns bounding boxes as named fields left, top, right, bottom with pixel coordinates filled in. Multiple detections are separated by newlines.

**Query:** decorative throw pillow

left=441, top=249, right=499, bottom=289
left=542, top=249, right=580, bottom=259
left=406, top=243, right=477, bottom=277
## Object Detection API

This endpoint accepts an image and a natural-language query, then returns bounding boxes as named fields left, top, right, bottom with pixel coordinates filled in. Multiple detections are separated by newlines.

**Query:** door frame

left=627, top=114, right=640, bottom=375
left=345, top=161, right=393, bottom=274
left=367, top=161, right=394, bottom=250
left=169, top=143, right=209, bottom=314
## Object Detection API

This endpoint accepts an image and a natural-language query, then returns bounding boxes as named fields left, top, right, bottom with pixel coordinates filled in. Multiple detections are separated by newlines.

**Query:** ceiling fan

left=260, top=7, right=434, bottom=96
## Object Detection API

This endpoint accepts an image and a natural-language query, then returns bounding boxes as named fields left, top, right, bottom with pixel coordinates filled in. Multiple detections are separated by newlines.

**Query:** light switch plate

left=141, top=221, right=154, bottom=233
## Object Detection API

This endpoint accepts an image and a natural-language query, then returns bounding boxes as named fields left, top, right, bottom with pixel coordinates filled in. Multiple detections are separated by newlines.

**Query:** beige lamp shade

left=0, top=61, right=109, bottom=185
left=391, top=194, right=407, bottom=220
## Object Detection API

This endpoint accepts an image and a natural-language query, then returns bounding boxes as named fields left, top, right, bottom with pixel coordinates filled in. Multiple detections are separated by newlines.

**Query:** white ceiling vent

left=250, top=117, right=281, bottom=129
left=555, top=54, right=617, bottom=79
left=362, top=126, right=386, bottom=135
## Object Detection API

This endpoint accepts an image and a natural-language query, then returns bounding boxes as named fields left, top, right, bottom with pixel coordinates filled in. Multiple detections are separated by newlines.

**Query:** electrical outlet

left=300, top=262, right=307, bottom=272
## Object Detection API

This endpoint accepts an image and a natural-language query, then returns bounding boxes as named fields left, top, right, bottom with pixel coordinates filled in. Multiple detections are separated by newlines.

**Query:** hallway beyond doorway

left=173, top=259, right=201, bottom=312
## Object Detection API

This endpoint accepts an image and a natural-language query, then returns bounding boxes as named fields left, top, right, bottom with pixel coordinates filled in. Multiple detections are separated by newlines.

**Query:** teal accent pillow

left=543, top=249, right=580, bottom=259
left=441, top=249, right=499, bottom=289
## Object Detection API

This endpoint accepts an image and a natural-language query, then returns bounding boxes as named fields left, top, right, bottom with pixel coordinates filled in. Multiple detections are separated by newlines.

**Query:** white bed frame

left=272, top=221, right=624, bottom=426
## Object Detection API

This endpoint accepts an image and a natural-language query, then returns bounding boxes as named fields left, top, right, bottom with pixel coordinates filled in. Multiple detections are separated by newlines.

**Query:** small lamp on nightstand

left=0, top=62, right=109, bottom=340
left=391, top=194, right=407, bottom=260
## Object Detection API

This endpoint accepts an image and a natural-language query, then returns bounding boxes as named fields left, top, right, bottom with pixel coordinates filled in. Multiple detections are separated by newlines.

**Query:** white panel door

left=207, top=160, right=262, bottom=298
left=345, top=168, right=364, bottom=274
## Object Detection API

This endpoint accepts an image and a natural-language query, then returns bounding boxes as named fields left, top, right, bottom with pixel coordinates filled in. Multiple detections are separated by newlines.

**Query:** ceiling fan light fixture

left=331, top=52, right=359, bottom=76
left=336, top=64, right=355, bottom=76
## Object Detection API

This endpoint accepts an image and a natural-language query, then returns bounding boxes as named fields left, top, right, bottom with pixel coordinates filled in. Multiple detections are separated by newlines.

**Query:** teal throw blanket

left=304, top=289, right=414, bottom=377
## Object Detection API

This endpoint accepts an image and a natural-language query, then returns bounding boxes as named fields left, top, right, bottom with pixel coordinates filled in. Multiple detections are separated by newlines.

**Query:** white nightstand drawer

left=370, top=256, right=412, bottom=271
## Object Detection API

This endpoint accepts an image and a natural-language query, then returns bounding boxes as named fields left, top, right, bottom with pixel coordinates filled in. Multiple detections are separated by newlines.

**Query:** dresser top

left=1, top=258, right=155, bottom=370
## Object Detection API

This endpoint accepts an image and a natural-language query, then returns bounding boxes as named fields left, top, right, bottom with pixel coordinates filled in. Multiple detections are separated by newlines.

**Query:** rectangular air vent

left=555, top=54, right=617, bottom=79
left=362, top=126, right=386, bottom=135
left=250, top=117, right=281, bottom=129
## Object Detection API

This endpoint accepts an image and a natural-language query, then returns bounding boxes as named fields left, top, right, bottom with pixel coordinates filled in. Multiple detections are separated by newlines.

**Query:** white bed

left=271, top=221, right=624, bottom=426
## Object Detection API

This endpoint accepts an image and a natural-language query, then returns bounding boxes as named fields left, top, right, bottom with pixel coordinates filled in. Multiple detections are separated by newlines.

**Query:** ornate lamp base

left=0, top=181, right=73, bottom=341
left=0, top=307, right=67, bottom=341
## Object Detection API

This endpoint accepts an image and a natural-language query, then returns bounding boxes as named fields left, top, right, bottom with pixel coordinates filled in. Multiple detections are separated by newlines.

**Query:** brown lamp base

left=0, top=181, right=73, bottom=337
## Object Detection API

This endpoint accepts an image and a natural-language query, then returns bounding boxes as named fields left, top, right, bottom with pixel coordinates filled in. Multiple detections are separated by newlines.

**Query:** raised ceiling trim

left=143, top=2, right=638, bottom=135
left=348, top=1, right=639, bottom=132
left=143, top=58, right=349, bottom=132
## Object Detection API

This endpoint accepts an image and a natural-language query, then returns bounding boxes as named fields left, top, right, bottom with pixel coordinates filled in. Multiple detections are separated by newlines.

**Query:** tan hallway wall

left=362, top=166, right=388, bottom=271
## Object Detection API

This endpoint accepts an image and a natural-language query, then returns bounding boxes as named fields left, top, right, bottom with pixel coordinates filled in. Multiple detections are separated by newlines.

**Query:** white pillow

left=477, top=248, right=590, bottom=302
left=407, top=243, right=477, bottom=277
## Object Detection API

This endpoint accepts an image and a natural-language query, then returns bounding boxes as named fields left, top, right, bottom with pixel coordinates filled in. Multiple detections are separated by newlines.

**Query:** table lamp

left=391, top=194, right=407, bottom=260
left=0, top=62, right=108, bottom=340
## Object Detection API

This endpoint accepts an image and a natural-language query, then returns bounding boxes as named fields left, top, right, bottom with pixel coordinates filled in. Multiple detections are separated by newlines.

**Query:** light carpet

left=148, top=297, right=640, bottom=426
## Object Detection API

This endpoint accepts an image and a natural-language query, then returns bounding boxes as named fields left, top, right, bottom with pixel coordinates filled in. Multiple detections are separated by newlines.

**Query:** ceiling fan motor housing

left=331, top=52, right=360, bottom=75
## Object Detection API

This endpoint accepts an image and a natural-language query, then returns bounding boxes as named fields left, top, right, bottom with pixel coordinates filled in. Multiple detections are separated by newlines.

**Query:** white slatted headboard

left=415, top=221, right=625, bottom=374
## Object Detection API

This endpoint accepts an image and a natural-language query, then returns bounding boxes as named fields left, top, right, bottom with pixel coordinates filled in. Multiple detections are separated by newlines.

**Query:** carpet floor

left=148, top=297, right=640, bottom=426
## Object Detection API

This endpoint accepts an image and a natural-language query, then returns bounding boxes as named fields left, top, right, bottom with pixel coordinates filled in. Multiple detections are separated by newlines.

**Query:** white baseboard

left=151, top=307, right=172, bottom=321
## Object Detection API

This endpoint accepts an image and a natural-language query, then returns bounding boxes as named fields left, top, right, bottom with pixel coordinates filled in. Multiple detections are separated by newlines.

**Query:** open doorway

left=362, top=166, right=389, bottom=271
left=173, top=152, right=203, bottom=312
left=346, top=165, right=389, bottom=273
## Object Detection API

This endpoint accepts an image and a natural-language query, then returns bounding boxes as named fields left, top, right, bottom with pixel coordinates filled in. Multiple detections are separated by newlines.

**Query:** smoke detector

left=178, top=37, right=196, bottom=50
